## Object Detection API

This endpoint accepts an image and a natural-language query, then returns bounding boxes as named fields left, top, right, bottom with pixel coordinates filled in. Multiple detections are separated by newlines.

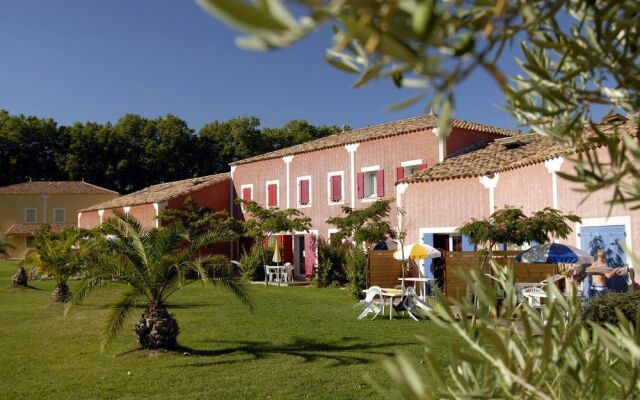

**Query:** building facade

left=0, top=181, right=118, bottom=258
left=230, top=114, right=521, bottom=278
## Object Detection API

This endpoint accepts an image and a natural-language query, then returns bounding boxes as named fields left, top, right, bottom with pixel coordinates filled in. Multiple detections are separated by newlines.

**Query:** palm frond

left=101, top=286, right=142, bottom=352
left=65, top=275, right=113, bottom=316
left=210, top=278, right=253, bottom=312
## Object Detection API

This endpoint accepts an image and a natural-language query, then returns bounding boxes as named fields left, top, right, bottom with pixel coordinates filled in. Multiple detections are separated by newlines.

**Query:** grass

left=0, top=260, right=457, bottom=399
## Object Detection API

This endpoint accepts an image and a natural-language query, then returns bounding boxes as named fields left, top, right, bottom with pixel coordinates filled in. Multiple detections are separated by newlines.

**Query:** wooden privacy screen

left=368, top=250, right=404, bottom=288
left=444, top=251, right=557, bottom=300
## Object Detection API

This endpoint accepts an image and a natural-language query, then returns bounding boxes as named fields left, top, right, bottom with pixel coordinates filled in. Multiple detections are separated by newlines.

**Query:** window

left=240, top=184, right=253, bottom=204
left=265, top=180, right=279, bottom=208
left=327, top=171, right=344, bottom=204
left=396, top=160, right=427, bottom=181
left=296, top=176, right=311, bottom=208
left=26, top=236, right=35, bottom=248
left=53, top=208, right=65, bottom=223
left=24, top=208, right=36, bottom=223
left=357, top=167, right=384, bottom=200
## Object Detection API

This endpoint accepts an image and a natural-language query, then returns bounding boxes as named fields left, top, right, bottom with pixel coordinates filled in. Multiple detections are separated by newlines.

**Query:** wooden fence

left=368, top=250, right=404, bottom=288
left=444, top=251, right=557, bottom=299
left=368, top=250, right=557, bottom=299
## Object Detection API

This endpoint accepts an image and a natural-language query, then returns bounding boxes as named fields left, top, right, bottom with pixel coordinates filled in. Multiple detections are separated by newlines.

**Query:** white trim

left=400, top=159, right=423, bottom=167
left=296, top=175, right=312, bottom=208
left=77, top=212, right=82, bottom=227
left=122, top=206, right=131, bottom=216
left=98, top=209, right=105, bottom=224
left=360, top=165, right=381, bottom=173
left=432, top=128, right=445, bottom=162
left=419, top=226, right=459, bottom=236
left=396, top=183, right=409, bottom=232
left=265, top=180, right=280, bottom=208
left=327, top=228, right=340, bottom=243
left=24, top=208, right=37, bottom=224
left=345, top=143, right=360, bottom=207
left=327, top=170, right=345, bottom=205
left=575, top=216, right=633, bottom=267
left=283, top=156, right=294, bottom=208
left=153, top=202, right=167, bottom=228
left=53, top=208, right=66, bottom=223
left=229, top=166, right=237, bottom=218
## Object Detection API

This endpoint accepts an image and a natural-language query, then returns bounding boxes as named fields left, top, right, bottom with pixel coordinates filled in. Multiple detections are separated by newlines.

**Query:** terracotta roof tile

left=231, top=114, right=522, bottom=165
left=81, top=173, right=230, bottom=212
left=402, top=117, right=638, bottom=184
left=5, top=223, right=77, bottom=235
left=0, top=181, right=118, bottom=195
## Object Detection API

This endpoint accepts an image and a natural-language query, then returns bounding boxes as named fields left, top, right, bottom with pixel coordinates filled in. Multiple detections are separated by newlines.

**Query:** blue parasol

left=516, top=243, right=593, bottom=264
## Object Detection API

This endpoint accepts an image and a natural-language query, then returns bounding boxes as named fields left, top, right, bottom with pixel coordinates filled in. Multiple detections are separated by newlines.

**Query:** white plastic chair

left=403, top=286, right=433, bottom=321
left=265, top=265, right=278, bottom=283
left=357, top=286, right=383, bottom=320
left=521, top=286, right=546, bottom=318
left=281, top=263, right=294, bottom=282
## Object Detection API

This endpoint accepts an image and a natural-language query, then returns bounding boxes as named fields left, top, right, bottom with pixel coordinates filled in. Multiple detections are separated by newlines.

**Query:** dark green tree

left=326, top=198, right=396, bottom=246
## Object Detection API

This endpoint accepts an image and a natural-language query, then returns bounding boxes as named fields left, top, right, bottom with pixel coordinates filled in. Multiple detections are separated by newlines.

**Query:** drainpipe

left=345, top=143, right=360, bottom=207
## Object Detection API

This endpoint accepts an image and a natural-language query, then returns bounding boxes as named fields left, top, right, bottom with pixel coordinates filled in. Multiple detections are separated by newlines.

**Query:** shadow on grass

left=5, top=284, right=42, bottom=290
left=169, top=337, right=416, bottom=367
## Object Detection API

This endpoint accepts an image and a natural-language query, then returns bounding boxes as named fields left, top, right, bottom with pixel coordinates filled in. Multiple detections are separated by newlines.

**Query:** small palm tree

left=21, top=228, right=89, bottom=302
left=69, top=214, right=250, bottom=351
left=0, top=239, right=15, bottom=258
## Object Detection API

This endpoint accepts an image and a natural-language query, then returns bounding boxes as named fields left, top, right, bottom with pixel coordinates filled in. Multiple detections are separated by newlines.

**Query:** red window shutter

left=376, top=169, right=385, bottom=197
left=268, top=184, right=277, bottom=207
left=331, top=175, right=342, bottom=202
left=242, top=187, right=251, bottom=202
left=299, top=180, right=309, bottom=205
left=396, top=166, right=404, bottom=181
left=357, top=172, right=365, bottom=199
left=419, top=163, right=427, bottom=170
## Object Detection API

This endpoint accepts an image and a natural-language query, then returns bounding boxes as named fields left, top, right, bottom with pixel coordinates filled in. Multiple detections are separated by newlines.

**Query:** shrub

left=581, top=291, right=640, bottom=328
left=346, top=246, right=368, bottom=299
left=317, top=239, right=348, bottom=288
left=238, top=245, right=273, bottom=281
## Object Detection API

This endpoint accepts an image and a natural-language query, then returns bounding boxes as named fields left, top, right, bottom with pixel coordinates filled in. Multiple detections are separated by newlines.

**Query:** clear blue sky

left=0, top=0, right=522, bottom=131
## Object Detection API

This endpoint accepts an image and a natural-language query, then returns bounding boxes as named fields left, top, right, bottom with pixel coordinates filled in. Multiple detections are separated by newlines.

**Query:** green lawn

left=0, top=260, right=457, bottom=399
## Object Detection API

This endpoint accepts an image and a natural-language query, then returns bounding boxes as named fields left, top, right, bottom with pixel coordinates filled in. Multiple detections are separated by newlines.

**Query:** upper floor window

left=53, top=208, right=65, bottom=223
left=240, top=184, right=253, bottom=204
left=296, top=176, right=311, bottom=208
left=327, top=171, right=344, bottom=204
left=24, top=208, right=36, bottom=223
left=265, top=180, right=279, bottom=208
left=396, top=159, right=427, bottom=181
left=358, top=166, right=384, bottom=200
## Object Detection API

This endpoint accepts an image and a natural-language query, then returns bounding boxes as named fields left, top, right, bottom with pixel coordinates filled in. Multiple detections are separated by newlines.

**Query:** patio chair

left=281, top=263, right=294, bottom=283
left=394, top=287, right=433, bottom=321
left=357, top=286, right=384, bottom=320
left=265, top=265, right=278, bottom=283
left=521, top=286, right=546, bottom=318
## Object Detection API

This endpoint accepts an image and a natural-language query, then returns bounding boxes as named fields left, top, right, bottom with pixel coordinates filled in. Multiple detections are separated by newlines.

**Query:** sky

left=0, top=0, right=523, bottom=131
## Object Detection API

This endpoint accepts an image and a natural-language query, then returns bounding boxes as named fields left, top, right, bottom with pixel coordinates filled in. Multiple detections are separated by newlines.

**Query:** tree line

left=0, top=109, right=344, bottom=194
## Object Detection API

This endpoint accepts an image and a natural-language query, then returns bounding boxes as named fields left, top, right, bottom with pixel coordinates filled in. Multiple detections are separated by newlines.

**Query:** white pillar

left=432, top=128, right=445, bottom=162
left=479, top=173, right=500, bottom=215
left=229, top=165, right=237, bottom=217
left=345, top=143, right=360, bottom=207
left=283, top=156, right=294, bottom=209
left=77, top=212, right=82, bottom=227
left=396, top=183, right=409, bottom=235
left=123, top=206, right=131, bottom=216
left=544, top=157, right=564, bottom=209
left=98, top=209, right=105, bottom=224
left=153, top=202, right=167, bottom=228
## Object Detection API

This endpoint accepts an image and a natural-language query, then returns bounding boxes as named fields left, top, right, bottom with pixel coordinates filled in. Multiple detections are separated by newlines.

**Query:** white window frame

left=575, top=216, right=633, bottom=268
left=327, top=170, right=345, bottom=205
left=240, top=183, right=254, bottom=210
left=265, top=180, right=280, bottom=208
left=24, top=208, right=37, bottom=224
left=296, top=175, right=312, bottom=208
left=53, top=208, right=66, bottom=223
left=401, top=159, right=423, bottom=177
left=360, top=165, right=381, bottom=202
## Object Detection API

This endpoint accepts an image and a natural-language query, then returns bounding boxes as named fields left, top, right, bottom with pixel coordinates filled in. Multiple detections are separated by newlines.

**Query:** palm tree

left=0, top=239, right=15, bottom=258
left=21, top=228, right=89, bottom=302
left=69, top=214, right=250, bottom=351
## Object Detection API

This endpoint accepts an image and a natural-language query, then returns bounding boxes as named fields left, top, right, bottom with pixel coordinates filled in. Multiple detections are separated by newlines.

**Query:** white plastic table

left=380, top=289, right=405, bottom=320
left=398, top=277, right=435, bottom=300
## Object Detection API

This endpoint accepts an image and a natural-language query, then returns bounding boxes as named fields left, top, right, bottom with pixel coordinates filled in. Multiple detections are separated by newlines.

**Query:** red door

left=304, top=234, right=316, bottom=279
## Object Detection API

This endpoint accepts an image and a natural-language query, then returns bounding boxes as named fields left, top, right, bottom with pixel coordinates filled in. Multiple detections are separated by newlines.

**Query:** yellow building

left=0, top=181, right=119, bottom=258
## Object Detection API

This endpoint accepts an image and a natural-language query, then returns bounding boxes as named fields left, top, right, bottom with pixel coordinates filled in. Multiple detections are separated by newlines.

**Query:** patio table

left=380, top=288, right=405, bottom=320
left=398, top=277, right=435, bottom=300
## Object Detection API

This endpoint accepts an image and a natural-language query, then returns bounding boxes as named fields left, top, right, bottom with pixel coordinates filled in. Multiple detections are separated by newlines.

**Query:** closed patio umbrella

left=272, top=242, right=282, bottom=265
